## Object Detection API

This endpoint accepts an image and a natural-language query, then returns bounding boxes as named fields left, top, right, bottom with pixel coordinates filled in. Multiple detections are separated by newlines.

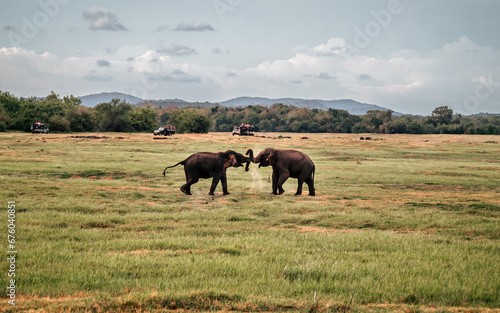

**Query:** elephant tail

left=162, top=159, right=186, bottom=177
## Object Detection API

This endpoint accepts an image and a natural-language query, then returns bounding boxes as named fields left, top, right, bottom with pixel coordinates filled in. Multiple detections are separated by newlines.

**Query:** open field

left=1, top=132, right=499, bottom=312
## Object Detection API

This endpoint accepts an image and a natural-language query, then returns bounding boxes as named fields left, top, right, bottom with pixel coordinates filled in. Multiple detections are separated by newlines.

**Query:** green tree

left=431, top=106, right=453, bottom=125
left=129, top=106, right=158, bottom=132
left=49, top=115, right=71, bottom=132
left=362, top=110, right=387, bottom=132
left=160, top=112, right=171, bottom=125
left=66, top=106, right=97, bottom=132
left=257, top=119, right=274, bottom=132
left=94, top=99, right=134, bottom=132
left=478, top=123, right=499, bottom=135
left=169, top=109, right=210, bottom=133
left=0, top=91, right=20, bottom=123
left=63, top=95, right=82, bottom=109
left=407, top=121, right=425, bottom=134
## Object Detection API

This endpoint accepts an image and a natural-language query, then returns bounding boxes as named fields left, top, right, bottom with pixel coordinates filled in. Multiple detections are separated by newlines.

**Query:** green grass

left=0, top=133, right=499, bottom=312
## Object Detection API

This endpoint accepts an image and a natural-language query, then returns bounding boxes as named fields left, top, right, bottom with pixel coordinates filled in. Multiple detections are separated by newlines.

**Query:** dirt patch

left=97, top=185, right=163, bottom=192
left=285, top=208, right=320, bottom=215
left=5, top=295, right=498, bottom=313
left=460, top=166, right=500, bottom=171
left=296, top=226, right=362, bottom=234
left=379, top=184, right=488, bottom=192
left=153, top=137, right=172, bottom=140
left=14, top=292, right=92, bottom=303
left=109, top=249, right=205, bottom=256
left=421, top=171, right=477, bottom=177
left=68, top=135, right=110, bottom=139
left=269, top=225, right=363, bottom=234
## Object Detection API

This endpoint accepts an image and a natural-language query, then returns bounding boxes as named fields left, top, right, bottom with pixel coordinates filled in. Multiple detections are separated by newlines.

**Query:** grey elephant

left=247, top=148, right=315, bottom=196
left=163, top=150, right=251, bottom=196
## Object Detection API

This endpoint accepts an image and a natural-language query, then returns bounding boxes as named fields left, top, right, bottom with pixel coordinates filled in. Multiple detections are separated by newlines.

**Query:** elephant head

left=264, top=152, right=275, bottom=166
left=223, top=154, right=237, bottom=170
left=251, top=148, right=275, bottom=168
left=226, top=150, right=252, bottom=172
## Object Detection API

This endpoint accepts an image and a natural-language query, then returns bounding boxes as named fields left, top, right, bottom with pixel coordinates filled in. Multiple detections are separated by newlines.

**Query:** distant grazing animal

left=247, top=148, right=315, bottom=196
left=163, top=150, right=251, bottom=196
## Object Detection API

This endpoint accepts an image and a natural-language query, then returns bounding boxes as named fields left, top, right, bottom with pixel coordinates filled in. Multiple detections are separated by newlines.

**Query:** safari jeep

left=31, top=122, right=49, bottom=134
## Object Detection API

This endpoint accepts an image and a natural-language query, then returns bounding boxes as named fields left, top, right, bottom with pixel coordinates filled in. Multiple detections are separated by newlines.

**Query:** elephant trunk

left=252, top=150, right=271, bottom=168
left=252, top=151, right=263, bottom=164
left=246, top=149, right=254, bottom=162
left=245, top=149, right=254, bottom=171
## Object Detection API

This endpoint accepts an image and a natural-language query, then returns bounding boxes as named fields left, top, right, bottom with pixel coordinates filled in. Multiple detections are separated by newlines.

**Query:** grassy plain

left=0, top=132, right=499, bottom=312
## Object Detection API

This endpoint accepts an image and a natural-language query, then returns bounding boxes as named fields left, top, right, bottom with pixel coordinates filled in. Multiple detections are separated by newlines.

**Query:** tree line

left=1, top=91, right=499, bottom=134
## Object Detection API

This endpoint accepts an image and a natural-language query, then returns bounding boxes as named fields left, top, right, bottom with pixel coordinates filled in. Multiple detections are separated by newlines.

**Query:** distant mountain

left=220, top=97, right=393, bottom=115
left=78, top=92, right=144, bottom=107
left=141, top=99, right=215, bottom=109
left=77, top=92, right=395, bottom=115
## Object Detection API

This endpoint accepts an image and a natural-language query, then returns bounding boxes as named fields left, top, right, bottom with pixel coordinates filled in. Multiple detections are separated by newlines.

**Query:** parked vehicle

left=232, top=123, right=255, bottom=136
left=154, top=125, right=176, bottom=136
left=31, top=122, right=49, bottom=134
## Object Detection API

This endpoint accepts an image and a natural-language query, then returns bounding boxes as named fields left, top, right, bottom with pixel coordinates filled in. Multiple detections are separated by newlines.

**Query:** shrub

left=49, top=115, right=71, bottom=133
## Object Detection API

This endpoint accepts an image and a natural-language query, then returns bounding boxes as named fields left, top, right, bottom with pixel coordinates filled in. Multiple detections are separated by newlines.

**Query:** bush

left=49, top=115, right=71, bottom=133
left=407, top=121, right=424, bottom=134
left=170, top=109, right=210, bottom=133
left=129, top=107, right=158, bottom=132
left=218, top=124, right=233, bottom=132
left=0, top=121, right=7, bottom=132
left=478, top=124, right=499, bottom=135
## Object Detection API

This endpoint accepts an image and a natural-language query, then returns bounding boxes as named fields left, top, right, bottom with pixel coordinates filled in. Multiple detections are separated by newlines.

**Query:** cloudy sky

left=1, top=0, right=499, bottom=115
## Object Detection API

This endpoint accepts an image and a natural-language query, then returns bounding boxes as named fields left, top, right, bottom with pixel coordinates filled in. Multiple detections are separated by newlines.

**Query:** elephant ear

left=265, top=153, right=272, bottom=163
left=266, top=152, right=275, bottom=165
left=223, top=154, right=237, bottom=170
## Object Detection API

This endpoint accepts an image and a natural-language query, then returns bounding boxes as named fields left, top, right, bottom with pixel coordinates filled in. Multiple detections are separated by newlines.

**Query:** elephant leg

left=305, top=176, right=315, bottom=196
left=209, top=173, right=222, bottom=196
left=221, top=173, right=230, bottom=195
left=295, top=178, right=304, bottom=196
left=271, top=170, right=279, bottom=195
left=277, top=172, right=289, bottom=195
left=181, top=176, right=198, bottom=195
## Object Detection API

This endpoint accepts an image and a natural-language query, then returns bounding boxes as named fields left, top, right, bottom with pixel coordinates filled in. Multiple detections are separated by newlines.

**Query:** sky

left=1, top=0, right=499, bottom=115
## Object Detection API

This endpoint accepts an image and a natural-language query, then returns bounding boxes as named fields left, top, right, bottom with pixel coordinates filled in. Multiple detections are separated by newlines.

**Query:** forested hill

left=1, top=91, right=499, bottom=135
left=77, top=93, right=393, bottom=115
left=220, top=97, right=392, bottom=115
left=78, top=92, right=144, bottom=107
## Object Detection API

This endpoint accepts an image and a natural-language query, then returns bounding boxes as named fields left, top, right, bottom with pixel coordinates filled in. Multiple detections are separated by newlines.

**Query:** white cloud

left=83, top=7, right=127, bottom=31
left=156, top=41, right=197, bottom=56
left=156, top=24, right=168, bottom=32
left=1, top=36, right=499, bottom=114
left=174, top=22, right=215, bottom=32
left=239, top=36, right=500, bottom=114
left=212, top=47, right=230, bottom=54
left=315, top=72, right=335, bottom=80
left=96, top=60, right=111, bottom=67
left=82, top=71, right=113, bottom=82
left=158, top=69, right=201, bottom=83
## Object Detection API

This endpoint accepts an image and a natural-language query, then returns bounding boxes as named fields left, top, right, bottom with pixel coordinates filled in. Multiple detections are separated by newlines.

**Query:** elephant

left=163, top=150, right=251, bottom=196
left=246, top=148, right=315, bottom=196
